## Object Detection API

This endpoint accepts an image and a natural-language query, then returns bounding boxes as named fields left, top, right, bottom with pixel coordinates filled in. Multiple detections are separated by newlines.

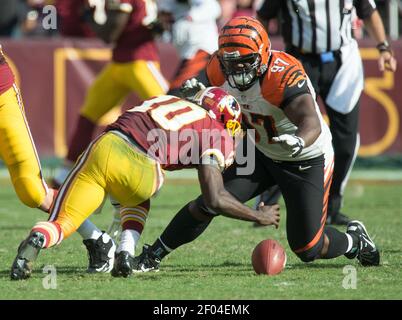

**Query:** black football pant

left=262, top=49, right=360, bottom=216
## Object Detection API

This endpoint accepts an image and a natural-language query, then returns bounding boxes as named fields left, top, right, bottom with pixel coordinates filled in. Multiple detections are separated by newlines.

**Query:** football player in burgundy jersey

left=10, top=87, right=280, bottom=280
left=133, top=17, right=380, bottom=271
left=53, top=0, right=169, bottom=187
left=51, top=0, right=170, bottom=274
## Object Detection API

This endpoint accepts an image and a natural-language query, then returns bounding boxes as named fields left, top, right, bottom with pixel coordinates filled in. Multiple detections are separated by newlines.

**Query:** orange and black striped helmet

left=218, top=16, right=271, bottom=90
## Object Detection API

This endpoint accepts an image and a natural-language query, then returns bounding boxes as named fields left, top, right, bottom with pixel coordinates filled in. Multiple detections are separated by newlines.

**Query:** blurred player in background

left=156, top=0, right=221, bottom=96
left=0, top=45, right=55, bottom=212
left=10, top=88, right=280, bottom=280
left=53, top=0, right=169, bottom=187
left=133, top=17, right=380, bottom=272
left=55, top=0, right=96, bottom=37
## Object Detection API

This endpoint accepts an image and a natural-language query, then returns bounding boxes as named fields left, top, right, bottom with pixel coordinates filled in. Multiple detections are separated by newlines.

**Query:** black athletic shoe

left=132, top=244, right=160, bottom=273
left=10, top=232, right=45, bottom=280
left=111, top=251, right=135, bottom=278
left=345, top=220, right=380, bottom=266
left=326, top=212, right=351, bottom=226
left=83, top=232, right=115, bottom=273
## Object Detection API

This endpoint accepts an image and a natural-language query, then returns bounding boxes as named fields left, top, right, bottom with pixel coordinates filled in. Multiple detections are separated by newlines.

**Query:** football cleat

left=132, top=244, right=160, bottom=273
left=111, top=251, right=135, bottom=278
left=345, top=220, right=380, bottom=266
left=10, top=232, right=45, bottom=280
left=83, top=232, right=116, bottom=273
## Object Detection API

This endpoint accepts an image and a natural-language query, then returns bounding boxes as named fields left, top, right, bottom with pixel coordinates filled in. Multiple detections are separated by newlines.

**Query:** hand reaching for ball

left=256, top=203, right=280, bottom=228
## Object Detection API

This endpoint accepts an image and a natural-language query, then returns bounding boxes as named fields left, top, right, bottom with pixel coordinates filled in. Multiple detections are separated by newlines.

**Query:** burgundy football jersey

left=106, top=95, right=235, bottom=171
left=112, top=0, right=159, bottom=62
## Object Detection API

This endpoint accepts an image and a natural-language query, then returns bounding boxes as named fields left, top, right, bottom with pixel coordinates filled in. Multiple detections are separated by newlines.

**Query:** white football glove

left=180, top=78, right=206, bottom=99
left=272, top=134, right=305, bottom=158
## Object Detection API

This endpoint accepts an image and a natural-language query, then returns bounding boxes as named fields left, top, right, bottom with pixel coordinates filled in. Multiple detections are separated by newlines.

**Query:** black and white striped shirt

left=257, top=0, right=377, bottom=54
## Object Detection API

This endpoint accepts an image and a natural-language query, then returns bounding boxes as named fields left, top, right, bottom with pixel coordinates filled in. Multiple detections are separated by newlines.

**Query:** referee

left=257, top=0, right=397, bottom=225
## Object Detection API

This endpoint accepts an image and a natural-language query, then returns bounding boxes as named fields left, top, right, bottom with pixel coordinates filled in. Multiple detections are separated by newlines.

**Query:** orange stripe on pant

left=294, top=165, right=334, bottom=254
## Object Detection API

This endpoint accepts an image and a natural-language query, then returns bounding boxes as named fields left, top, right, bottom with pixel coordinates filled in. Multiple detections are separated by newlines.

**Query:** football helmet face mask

left=218, top=16, right=271, bottom=91
left=193, top=87, right=242, bottom=137
left=219, top=53, right=261, bottom=90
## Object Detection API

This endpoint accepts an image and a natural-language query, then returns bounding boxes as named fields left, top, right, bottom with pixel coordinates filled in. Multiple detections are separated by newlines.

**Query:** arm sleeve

left=200, top=127, right=235, bottom=172
left=354, top=0, right=376, bottom=20
left=200, top=152, right=224, bottom=171
left=256, top=0, right=281, bottom=21
left=200, top=149, right=226, bottom=172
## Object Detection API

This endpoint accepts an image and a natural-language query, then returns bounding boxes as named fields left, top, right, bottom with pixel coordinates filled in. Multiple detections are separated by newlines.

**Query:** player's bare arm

left=283, top=93, right=321, bottom=147
left=272, top=93, right=321, bottom=157
left=198, top=163, right=280, bottom=227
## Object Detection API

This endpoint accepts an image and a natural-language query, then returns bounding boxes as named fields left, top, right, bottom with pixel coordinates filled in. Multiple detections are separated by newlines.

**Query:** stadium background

left=1, top=38, right=401, bottom=161
left=1, top=0, right=401, bottom=169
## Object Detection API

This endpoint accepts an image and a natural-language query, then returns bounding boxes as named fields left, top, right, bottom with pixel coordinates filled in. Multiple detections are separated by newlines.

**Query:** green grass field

left=0, top=177, right=401, bottom=300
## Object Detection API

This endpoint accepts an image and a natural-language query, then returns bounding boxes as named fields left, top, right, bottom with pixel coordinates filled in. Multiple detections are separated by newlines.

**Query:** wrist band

left=376, top=41, right=392, bottom=54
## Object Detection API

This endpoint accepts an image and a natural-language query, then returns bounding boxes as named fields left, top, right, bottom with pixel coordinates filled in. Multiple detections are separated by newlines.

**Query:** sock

left=154, top=202, right=212, bottom=259
left=77, top=219, right=102, bottom=240
left=323, top=226, right=350, bottom=259
left=117, top=229, right=141, bottom=255
left=66, top=115, right=96, bottom=163
left=32, top=221, right=63, bottom=248
left=150, top=237, right=172, bottom=260
left=120, top=200, right=150, bottom=234
left=345, top=232, right=359, bottom=254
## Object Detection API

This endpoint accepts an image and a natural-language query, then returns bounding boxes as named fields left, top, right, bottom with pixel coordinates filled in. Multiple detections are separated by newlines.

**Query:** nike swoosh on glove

left=272, top=134, right=305, bottom=158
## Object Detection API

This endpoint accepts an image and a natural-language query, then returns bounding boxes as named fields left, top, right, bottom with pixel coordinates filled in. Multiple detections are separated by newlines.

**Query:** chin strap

left=226, top=120, right=242, bottom=137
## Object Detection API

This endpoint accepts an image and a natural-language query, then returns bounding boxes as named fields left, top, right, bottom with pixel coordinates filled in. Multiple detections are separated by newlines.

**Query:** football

left=252, top=239, right=287, bottom=275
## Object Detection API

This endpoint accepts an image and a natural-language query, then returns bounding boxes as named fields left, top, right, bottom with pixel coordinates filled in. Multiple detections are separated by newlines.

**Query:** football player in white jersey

left=157, top=0, right=221, bottom=96
left=132, top=17, right=380, bottom=271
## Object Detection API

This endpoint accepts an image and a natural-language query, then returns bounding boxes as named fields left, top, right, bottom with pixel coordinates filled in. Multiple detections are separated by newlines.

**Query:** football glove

left=272, top=134, right=305, bottom=158
left=180, top=78, right=206, bottom=99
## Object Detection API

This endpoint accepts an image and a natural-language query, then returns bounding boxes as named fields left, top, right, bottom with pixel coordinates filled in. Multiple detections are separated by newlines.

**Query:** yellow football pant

left=0, top=85, right=48, bottom=208
left=80, top=60, right=168, bottom=123
left=49, top=132, right=162, bottom=238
